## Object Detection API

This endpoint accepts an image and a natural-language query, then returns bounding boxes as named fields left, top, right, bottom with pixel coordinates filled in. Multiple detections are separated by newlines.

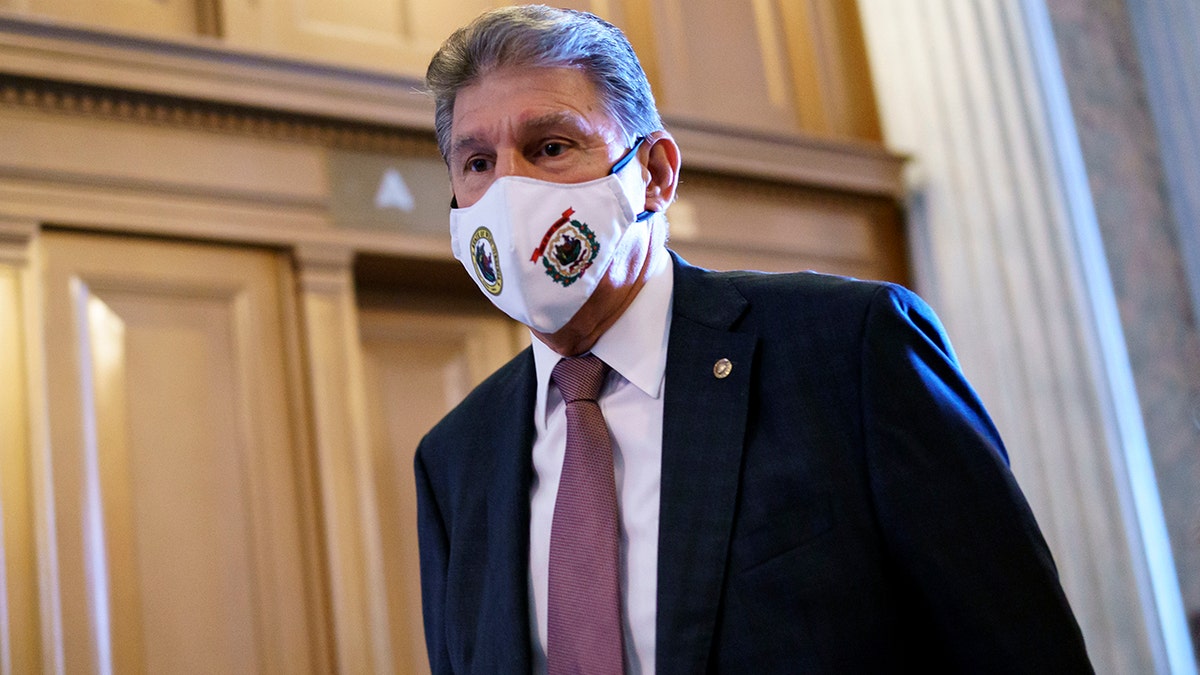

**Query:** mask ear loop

left=611, top=137, right=655, bottom=222
left=609, top=136, right=646, bottom=174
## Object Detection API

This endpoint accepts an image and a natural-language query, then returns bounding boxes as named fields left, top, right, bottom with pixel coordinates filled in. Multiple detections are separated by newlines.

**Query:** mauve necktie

left=547, top=354, right=625, bottom=675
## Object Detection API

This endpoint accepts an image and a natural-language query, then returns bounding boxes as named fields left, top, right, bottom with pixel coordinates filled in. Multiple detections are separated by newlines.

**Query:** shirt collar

left=532, top=247, right=674, bottom=431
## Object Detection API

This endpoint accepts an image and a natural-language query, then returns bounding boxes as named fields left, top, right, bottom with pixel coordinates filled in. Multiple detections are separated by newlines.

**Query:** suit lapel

left=471, top=351, right=535, bottom=673
left=657, top=257, right=755, bottom=675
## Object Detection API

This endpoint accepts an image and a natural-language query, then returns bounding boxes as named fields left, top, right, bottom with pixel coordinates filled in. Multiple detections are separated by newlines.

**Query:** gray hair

left=425, top=5, right=663, bottom=160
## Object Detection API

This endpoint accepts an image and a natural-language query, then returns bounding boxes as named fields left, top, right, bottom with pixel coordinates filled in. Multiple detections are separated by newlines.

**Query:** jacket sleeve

left=415, top=439, right=452, bottom=673
left=860, top=283, right=1093, bottom=672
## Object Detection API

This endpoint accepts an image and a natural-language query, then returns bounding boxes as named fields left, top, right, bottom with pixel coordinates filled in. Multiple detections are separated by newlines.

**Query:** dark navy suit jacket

left=415, top=254, right=1092, bottom=673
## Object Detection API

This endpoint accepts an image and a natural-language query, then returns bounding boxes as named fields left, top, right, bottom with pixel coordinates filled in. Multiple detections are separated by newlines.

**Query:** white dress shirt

left=529, top=249, right=674, bottom=675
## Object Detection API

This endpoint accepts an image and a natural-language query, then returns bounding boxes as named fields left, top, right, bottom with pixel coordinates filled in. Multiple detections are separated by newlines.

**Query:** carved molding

left=671, top=116, right=903, bottom=197
left=0, top=12, right=434, bottom=127
left=0, top=215, right=37, bottom=265
left=0, top=73, right=440, bottom=157
left=0, top=12, right=904, bottom=197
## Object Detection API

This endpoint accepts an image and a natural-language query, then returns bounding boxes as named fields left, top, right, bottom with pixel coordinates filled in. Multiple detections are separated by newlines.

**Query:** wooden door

left=357, top=300, right=524, bottom=674
left=39, top=230, right=327, bottom=674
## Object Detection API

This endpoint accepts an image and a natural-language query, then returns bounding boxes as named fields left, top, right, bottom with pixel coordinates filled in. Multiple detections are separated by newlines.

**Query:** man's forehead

left=447, top=66, right=619, bottom=147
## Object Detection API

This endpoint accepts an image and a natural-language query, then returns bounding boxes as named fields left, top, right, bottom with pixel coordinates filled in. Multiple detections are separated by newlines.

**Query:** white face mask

left=449, top=141, right=650, bottom=333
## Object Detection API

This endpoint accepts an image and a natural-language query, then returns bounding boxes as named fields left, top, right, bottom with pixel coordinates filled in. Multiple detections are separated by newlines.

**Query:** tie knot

left=552, top=354, right=609, bottom=404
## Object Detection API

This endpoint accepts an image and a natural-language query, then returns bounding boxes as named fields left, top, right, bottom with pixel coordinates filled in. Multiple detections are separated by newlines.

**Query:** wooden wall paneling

left=1, top=0, right=884, bottom=145
left=293, top=243, right=394, bottom=674
left=0, top=217, right=45, bottom=675
left=630, top=0, right=880, bottom=140
left=613, top=0, right=663, bottom=99
left=357, top=302, right=524, bottom=675
left=667, top=172, right=906, bottom=283
left=815, top=0, right=881, bottom=140
left=13, top=0, right=210, bottom=40
left=0, top=104, right=336, bottom=250
left=0, top=24, right=435, bottom=132
left=39, top=231, right=326, bottom=673
left=218, top=0, right=646, bottom=79
left=776, top=0, right=881, bottom=140
left=774, top=0, right=829, bottom=134
left=0, top=106, right=327, bottom=213
left=220, top=0, right=496, bottom=76
left=647, top=0, right=800, bottom=133
left=0, top=22, right=903, bottom=201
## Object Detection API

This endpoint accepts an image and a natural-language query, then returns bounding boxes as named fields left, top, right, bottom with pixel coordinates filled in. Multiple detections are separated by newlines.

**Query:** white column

left=856, top=1, right=1192, bottom=672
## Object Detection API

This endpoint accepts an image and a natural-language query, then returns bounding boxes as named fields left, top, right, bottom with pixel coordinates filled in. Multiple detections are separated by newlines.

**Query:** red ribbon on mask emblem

left=530, top=208, right=575, bottom=262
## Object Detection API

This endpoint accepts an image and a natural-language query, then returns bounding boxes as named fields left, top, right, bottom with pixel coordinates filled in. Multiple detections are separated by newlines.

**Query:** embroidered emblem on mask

left=529, top=207, right=599, bottom=287
left=470, top=227, right=503, bottom=295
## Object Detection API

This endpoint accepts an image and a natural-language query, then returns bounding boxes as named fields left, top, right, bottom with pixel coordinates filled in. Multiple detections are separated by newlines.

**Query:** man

left=416, top=5, right=1092, bottom=674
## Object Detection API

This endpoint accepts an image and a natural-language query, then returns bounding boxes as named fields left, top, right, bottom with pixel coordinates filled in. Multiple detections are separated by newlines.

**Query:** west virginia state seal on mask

left=529, top=207, right=600, bottom=287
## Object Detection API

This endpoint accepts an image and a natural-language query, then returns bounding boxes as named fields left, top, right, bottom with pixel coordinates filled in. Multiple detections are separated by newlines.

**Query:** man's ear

left=641, top=131, right=681, bottom=213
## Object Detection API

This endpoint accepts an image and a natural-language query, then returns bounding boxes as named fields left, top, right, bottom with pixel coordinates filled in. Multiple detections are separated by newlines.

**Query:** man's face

left=447, top=66, right=633, bottom=208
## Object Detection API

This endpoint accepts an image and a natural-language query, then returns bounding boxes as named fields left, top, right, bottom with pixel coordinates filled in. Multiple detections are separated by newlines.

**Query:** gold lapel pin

left=713, top=358, right=733, bottom=379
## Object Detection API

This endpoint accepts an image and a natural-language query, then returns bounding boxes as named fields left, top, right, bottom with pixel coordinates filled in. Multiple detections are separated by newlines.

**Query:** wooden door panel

left=40, top=231, right=322, bottom=674
left=223, top=0, right=497, bottom=75
left=23, top=0, right=207, bottom=39
left=93, top=287, right=270, bottom=674
left=358, top=304, right=523, bottom=674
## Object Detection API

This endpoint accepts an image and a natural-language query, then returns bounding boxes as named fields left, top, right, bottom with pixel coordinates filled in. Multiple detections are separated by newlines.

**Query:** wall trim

left=0, top=12, right=904, bottom=198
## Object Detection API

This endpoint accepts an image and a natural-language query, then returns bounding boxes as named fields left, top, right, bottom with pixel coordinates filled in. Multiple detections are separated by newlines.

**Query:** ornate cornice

left=0, top=12, right=904, bottom=197
left=0, top=73, right=440, bottom=157
left=0, top=216, right=37, bottom=265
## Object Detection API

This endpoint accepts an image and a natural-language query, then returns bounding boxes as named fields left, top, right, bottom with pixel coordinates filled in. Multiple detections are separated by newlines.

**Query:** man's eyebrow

left=449, top=111, right=593, bottom=160
left=520, top=111, right=590, bottom=136
left=449, top=136, right=488, bottom=161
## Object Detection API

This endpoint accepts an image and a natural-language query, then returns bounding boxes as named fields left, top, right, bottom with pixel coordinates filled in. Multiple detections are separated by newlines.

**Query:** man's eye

left=542, top=142, right=566, bottom=157
left=467, top=158, right=492, bottom=173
